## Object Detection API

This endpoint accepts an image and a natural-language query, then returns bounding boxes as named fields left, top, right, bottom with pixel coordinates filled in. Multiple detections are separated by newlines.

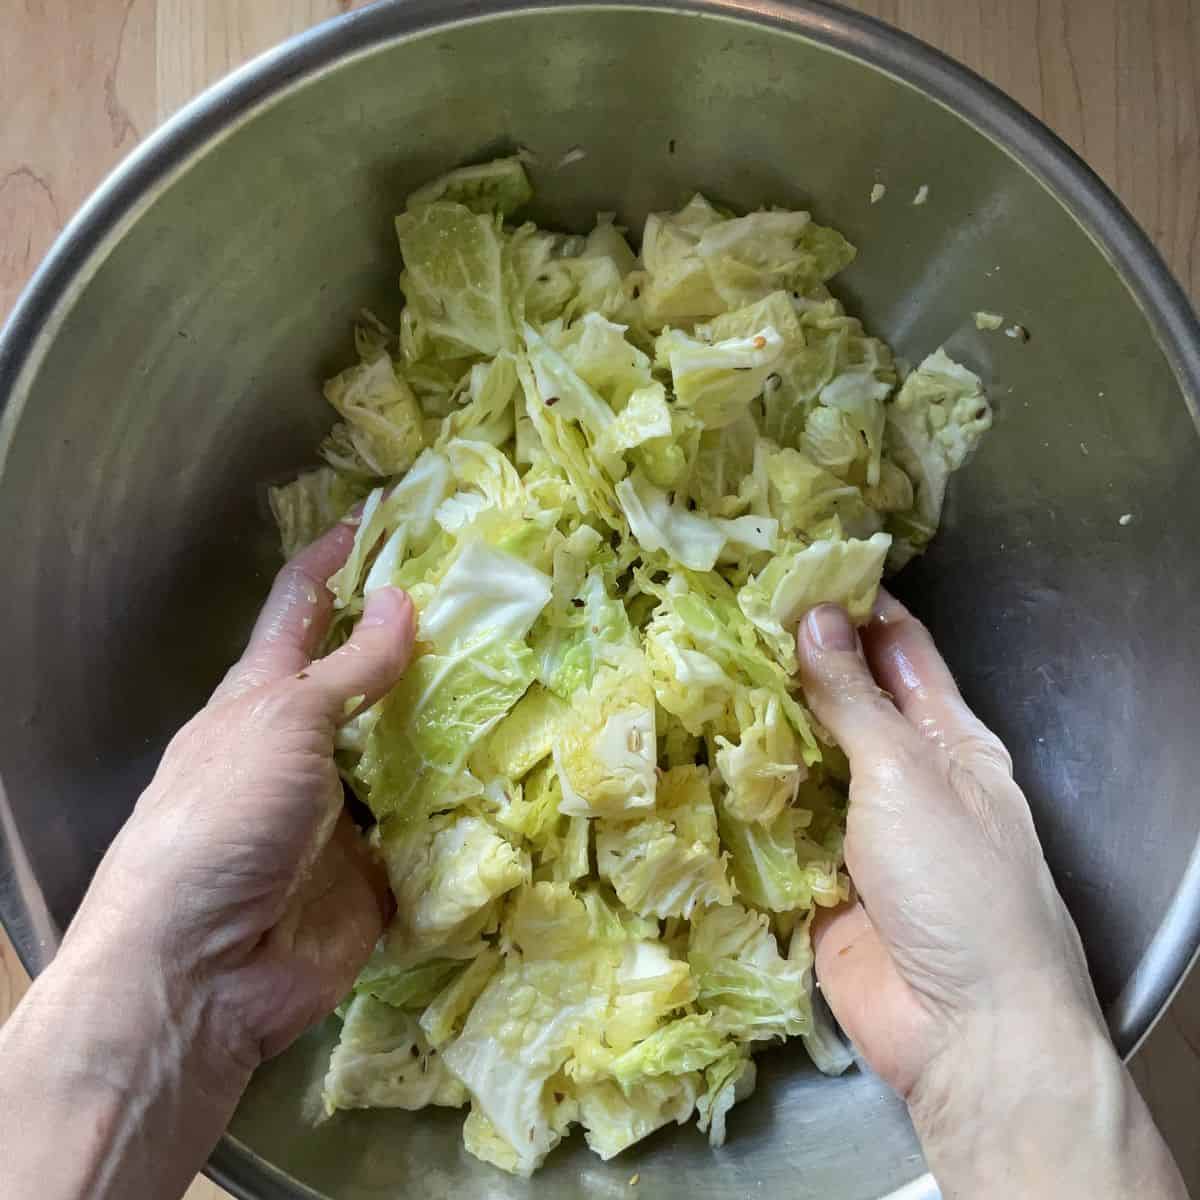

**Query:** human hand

left=796, top=592, right=1187, bottom=1199
left=796, top=590, right=1099, bottom=1096
left=0, top=521, right=415, bottom=1200
left=67, top=520, right=413, bottom=1070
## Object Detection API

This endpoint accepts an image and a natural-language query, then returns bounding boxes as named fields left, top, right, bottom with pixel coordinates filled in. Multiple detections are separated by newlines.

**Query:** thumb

left=300, top=587, right=415, bottom=722
left=796, top=604, right=912, bottom=764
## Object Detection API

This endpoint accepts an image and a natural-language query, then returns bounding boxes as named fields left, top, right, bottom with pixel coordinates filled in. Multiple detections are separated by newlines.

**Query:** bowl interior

left=2, top=5, right=1199, bottom=1199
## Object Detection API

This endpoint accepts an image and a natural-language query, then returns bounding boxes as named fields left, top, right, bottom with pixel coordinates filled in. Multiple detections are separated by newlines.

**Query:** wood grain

left=1, top=3, right=1198, bottom=1198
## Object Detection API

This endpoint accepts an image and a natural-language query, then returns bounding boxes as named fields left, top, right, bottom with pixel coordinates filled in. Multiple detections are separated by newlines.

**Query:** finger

left=862, top=591, right=1012, bottom=775
left=813, top=901, right=882, bottom=990
left=258, top=813, right=393, bottom=1060
left=795, top=604, right=915, bottom=765
left=247, top=522, right=358, bottom=674
left=813, top=902, right=927, bottom=1097
left=341, top=812, right=396, bottom=930
left=301, top=810, right=394, bottom=940
left=215, top=520, right=358, bottom=701
left=299, top=587, right=415, bottom=722
left=814, top=903, right=896, bottom=1035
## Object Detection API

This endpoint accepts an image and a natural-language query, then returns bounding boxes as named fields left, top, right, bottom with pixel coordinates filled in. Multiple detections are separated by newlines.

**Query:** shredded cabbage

left=272, top=157, right=991, bottom=1173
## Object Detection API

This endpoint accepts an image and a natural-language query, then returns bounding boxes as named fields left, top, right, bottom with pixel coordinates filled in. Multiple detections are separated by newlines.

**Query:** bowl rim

left=1, top=2, right=1198, bottom=1199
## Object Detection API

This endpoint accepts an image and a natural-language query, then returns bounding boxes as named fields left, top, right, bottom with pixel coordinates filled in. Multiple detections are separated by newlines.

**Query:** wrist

left=51, top=918, right=260, bottom=1094
left=0, top=929, right=255, bottom=1200
left=61, top=817, right=273, bottom=1078
left=907, top=981, right=1180, bottom=1200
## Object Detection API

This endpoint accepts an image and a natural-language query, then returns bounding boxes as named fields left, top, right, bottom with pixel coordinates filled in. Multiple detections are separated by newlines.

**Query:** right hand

left=796, top=593, right=1188, bottom=1199
left=796, top=591, right=1101, bottom=1097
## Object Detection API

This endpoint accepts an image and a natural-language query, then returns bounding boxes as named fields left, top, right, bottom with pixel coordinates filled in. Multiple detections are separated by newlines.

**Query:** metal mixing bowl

left=2, top=2, right=1199, bottom=1197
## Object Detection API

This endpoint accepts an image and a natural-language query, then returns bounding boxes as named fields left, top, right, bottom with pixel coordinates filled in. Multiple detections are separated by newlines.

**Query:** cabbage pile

left=269, top=157, right=992, bottom=1175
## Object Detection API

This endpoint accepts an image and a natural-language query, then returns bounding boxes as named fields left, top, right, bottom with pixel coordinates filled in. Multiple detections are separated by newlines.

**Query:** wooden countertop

left=2, top=3, right=1198, bottom=1198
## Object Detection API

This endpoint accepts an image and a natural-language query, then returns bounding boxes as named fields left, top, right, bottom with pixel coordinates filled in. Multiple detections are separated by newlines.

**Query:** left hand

left=1, top=519, right=414, bottom=1200
left=66, top=520, right=413, bottom=1070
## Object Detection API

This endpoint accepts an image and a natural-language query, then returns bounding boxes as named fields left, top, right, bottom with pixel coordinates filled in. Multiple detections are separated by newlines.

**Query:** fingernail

left=806, top=604, right=857, bottom=652
left=360, top=587, right=408, bottom=629
left=869, top=588, right=905, bottom=626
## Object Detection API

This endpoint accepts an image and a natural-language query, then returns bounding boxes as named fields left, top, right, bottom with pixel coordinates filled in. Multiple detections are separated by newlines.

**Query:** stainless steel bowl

left=2, top=2, right=1199, bottom=1198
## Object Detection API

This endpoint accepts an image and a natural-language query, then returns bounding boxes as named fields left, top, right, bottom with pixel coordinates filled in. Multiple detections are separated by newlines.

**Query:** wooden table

left=2, top=3, right=1198, bottom=1197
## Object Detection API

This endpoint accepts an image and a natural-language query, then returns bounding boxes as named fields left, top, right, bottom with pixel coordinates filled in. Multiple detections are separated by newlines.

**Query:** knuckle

left=157, top=710, right=218, bottom=771
left=951, top=723, right=1014, bottom=778
left=947, top=756, right=1036, bottom=850
left=866, top=735, right=925, bottom=785
left=970, top=738, right=1014, bottom=779
left=274, top=560, right=321, bottom=602
left=245, top=676, right=321, bottom=730
left=222, top=662, right=274, bottom=699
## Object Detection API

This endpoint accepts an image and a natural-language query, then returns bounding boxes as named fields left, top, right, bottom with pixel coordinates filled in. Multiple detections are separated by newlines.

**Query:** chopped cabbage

left=688, top=903, right=814, bottom=1042
left=617, top=469, right=778, bottom=572
left=761, top=444, right=870, bottom=538
left=571, top=934, right=697, bottom=1080
left=885, top=348, right=993, bottom=567
left=486, top=762, right=562, bottom=849
left=608, top=1013, right=731, bottom=1087
left=379, top=814, right=529, bottom=955
left=357, top=635, right=536, bottom=822
left=327, top=448, right=454, bottom=607
left=532, top=532, right=633, bottom=701
left=406, top=155, right=533, bottom=217
left=760, top=297, right=897, bottom=459
left=555, top=311, right=655, bottom=410
left=640, top=198, right=855, bottom=325
left=441, top=955, right=603, bottom=1175
left=618, top=471, right=724, bottom=571
left=269, top=159, right=991, bottom=1174
left=268, top=466, right=367, bottom=560
left=436, top=353, right=520, bottom=448
left=717, top=803, right=827, bottom=912
left=395, top=202, right=513, bottom=358
left=804, top=986, right=856, bottom=1078
left=419, top=948, right=503, bottom=1048
left=323, top=995, right=467, bottom=1113
left=714, top=688, right=804, bottom=824
left=352, top=954, right=462, bottom=1010
left=554, top=656, right=658, bottom=817
left=641, top=569, right=819, bottom=760
left=541, top=811, right=591, bottom=883
left=595, top=766, right=735, bottom=918
left=738, top=532, right=891, bottom=671
left=419, top=541, right=551, bottom=651
left=577, top=1075, right=701, bottom=1160
left=657, top=325, right=784, bottom=429
left=696, top=1047, right=757, bottom=1147
left=322, top=354, right=426, bottom=478
left=599, top=382, right=673, bottom=455
left=474, top=685, right=569, bottom=783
